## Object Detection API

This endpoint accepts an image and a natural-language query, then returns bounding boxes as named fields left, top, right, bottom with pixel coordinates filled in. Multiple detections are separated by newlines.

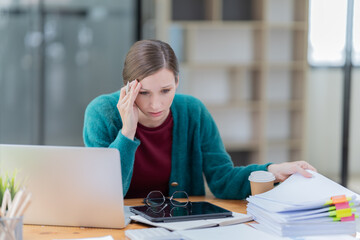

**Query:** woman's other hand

left=267, top=161, right=317, bottom=183
left=117, top=80, right=141, bottom=140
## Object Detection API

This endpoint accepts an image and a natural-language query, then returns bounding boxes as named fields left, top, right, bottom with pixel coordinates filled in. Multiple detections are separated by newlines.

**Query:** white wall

left=349, top=69, right=360, bottom=175
left=306, top=68, right=360, bottom=179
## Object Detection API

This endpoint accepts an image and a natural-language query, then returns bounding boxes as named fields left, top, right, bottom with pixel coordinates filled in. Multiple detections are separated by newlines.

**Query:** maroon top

left=125, top=112, right=173, bottom=198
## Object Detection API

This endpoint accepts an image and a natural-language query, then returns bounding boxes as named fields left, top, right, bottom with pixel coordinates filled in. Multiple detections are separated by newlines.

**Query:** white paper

left=249, top=223, right=356, bottom=240
left=130, top=215, right=216, bottom=231
left=202, top=212, right=253, bottom=226
left=255, top=170, right=359, bottom=205
left=177, top=224, right=285, bottom=240
left=246, top=171, right=359, bottom=237
left=130, top=212, right=252, bottom=231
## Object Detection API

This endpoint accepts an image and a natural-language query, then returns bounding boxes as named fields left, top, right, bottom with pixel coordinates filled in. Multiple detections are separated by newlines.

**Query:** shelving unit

left=154, top=0, right=308, bottom=165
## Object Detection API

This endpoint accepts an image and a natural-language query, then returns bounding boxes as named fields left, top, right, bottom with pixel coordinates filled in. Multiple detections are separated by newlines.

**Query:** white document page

left=249, top=223, right=357, bottom=240
left=130, top=215, right=216, bottom=231
left=130, top=212, right=252, bottom=231
left=177, top=224, right=285, bottom=240
left=254, top=170, right=359, bottom=206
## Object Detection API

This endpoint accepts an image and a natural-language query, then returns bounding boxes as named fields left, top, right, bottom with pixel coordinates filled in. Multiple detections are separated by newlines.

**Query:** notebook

left=0, top=144, right=126, bottom=229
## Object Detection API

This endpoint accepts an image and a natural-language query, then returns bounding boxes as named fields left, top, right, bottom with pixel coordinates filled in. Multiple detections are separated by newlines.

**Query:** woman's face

left=135, top=68, right=178, bottom=128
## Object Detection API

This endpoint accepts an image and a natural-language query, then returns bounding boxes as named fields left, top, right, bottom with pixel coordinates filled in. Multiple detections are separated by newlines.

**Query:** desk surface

left=24, top=196, right=248, bottom=240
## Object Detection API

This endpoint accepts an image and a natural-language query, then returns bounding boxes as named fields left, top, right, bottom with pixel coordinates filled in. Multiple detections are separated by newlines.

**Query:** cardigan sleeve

left=199, top=104, right=271, bottom=199
left=82, top=94, right=140, bottom=195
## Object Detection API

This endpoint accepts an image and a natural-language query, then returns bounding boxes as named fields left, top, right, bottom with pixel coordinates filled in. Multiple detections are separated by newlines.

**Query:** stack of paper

left=246, top=170, right=360, bottom=238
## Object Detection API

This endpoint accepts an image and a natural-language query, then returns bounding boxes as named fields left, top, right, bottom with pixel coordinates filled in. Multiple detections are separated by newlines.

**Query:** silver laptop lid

left=0, top=144, right=125, bottom=229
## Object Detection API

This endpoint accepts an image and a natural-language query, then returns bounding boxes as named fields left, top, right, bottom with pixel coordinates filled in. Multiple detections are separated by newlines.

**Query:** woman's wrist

left=267, top=163, right=275, bottom=172
left=121, top=128, right=135, bottom=140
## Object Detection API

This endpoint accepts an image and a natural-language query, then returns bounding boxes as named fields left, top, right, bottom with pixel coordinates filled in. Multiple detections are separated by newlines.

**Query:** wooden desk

left=23, top=197, right=248, bottom=240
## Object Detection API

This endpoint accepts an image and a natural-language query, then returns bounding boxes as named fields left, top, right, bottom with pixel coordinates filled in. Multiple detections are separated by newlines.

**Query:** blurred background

left=0, top=0, right=359, bottom=193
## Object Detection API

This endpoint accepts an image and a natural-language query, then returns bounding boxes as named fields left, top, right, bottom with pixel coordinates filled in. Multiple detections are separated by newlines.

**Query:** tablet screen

left=130, top=201, right=232, bottom=222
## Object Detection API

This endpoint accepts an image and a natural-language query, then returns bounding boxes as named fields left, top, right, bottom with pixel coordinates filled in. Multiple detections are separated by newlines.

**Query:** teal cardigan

left=83, top=92, right=271, bottom=199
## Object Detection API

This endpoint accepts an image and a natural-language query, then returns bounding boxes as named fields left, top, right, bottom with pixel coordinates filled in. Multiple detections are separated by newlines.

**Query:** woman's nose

left=149, top=95, right=161, bottom=109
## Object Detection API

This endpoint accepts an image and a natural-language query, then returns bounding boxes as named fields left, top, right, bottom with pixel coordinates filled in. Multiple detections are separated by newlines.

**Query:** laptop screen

left=0, top=144, right=125, bottom=228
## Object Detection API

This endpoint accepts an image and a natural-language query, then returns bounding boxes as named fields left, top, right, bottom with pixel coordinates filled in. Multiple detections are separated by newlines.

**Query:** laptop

left=0, top=144, right=126, bottom=229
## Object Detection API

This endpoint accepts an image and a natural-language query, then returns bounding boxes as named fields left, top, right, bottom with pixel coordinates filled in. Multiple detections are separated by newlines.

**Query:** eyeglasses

left=145, top=190, right=190, bottom=207
left=144, top=190, right=191, bottom=215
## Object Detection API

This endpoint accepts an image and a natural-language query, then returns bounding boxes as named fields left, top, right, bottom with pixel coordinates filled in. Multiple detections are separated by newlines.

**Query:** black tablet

left=130, top=201, right=233, bottom=222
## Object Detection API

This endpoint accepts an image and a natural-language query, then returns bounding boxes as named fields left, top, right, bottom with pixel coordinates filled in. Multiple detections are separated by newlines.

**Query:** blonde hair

left=122, top=39, right=179, bottom=85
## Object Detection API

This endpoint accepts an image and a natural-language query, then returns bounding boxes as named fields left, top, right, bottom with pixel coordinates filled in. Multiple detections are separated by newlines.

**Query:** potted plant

left=0, top=170, right=30, bottom=240
left=0, top=171, right=20, bottom=204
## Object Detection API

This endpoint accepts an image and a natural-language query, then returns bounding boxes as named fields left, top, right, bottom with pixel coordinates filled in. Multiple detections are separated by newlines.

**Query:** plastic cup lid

left=248, top=171, right=275, bottom=182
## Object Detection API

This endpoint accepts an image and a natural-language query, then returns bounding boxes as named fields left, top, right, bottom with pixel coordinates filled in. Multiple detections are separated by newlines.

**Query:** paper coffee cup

left=248, top=171, right=275, bottom=195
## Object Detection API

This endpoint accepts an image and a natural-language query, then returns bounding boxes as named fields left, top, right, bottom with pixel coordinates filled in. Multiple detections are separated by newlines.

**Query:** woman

left=83, top=39, right=316, bottom=199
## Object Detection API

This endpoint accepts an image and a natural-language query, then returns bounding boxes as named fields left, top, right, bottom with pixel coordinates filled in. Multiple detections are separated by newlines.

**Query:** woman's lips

left=149, top=111, right=163, bottom=117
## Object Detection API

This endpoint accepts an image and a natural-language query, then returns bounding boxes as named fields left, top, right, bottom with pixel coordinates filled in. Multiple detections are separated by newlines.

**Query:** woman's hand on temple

left=267, top=161, right=317, bottom=183
left=117, top=80, right=141, bottom=140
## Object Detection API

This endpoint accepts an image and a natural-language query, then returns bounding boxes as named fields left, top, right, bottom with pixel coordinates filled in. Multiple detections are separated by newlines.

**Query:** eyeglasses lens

left=146, top=191, right=165, bottom=207
left=171, top=191, right=189, bottom=207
